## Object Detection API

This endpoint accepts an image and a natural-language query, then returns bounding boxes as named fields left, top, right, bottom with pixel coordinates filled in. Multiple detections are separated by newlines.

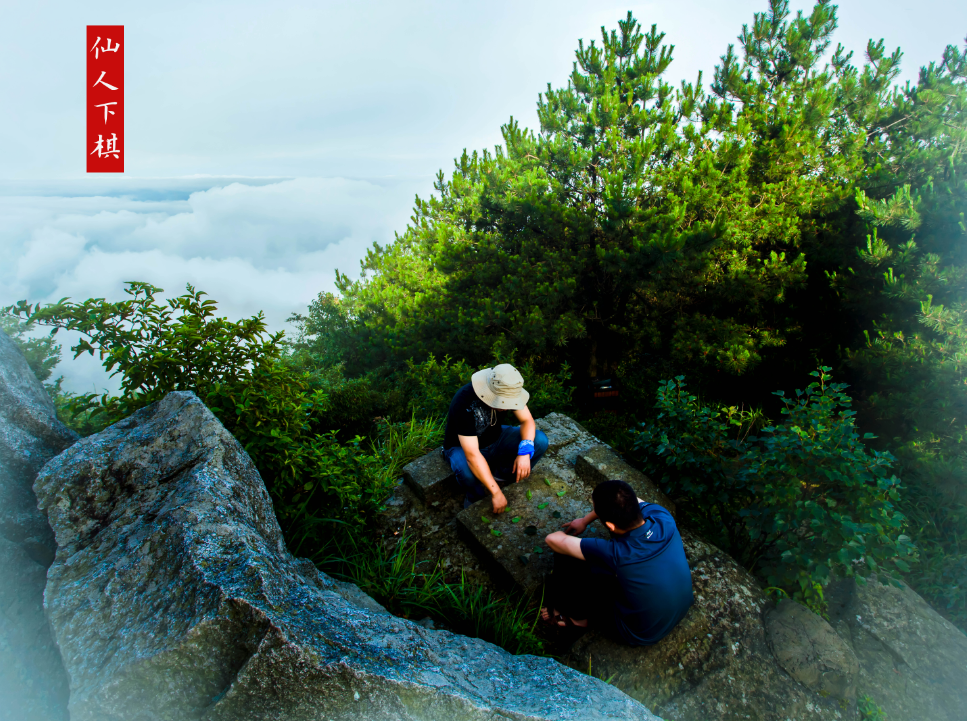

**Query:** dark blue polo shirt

left=580, top=502, right=693, bottom=646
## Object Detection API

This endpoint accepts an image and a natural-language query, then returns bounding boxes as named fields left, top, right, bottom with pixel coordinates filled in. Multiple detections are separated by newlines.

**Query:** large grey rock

left=35, top=391, right=660, bottom=721
left=0, top=329, right=75, bottom=721
left=564, top=533, right=847, bottom=721
left=448, top=425, right=847, bottom=719
left=764, top=599, right=859, bottom=702
left=826, top=575, right=967, bottom=721
left=534, top=413, right=604, bottom=486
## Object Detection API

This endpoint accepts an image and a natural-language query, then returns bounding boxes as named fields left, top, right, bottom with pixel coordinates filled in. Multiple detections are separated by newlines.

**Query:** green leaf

left=526, top=489, right=533, bottom=500
left=537, top=502, right=549, bottom=509
left=491, top=529, right=502, bottom=537
left=511, top=516, right=521, bottom=523
left=556, top=490, right=566, bottom=497
left=481, top=516, right=491, bottom=524
left=533, top=546, right=544, bottom=554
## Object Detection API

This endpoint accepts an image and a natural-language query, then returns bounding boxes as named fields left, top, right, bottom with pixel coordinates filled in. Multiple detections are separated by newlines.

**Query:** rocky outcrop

left=826, top=575, right=967, bottom=721
left=564, top=533, right=850, bottom=721
left=0, top=329, right=75, bottom=721
left=437, top=429, right=848, bottom=720
left=764, top=599, right=859, bottom=702
left=408, top=419, right=967, bottom=720
left=34, top=391, right=659, bottom=721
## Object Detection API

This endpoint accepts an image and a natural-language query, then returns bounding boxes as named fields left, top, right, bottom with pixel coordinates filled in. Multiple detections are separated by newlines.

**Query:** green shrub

left=316, top=528, right=545, bottom=656
left=858, top=695, right=888, bottom=720
left=3, top=283, right=390, bottom=525
left=0, top=316, right=62, bottom=386
left=310, top=365, right=403, bottom=439
left=632, top=368, right=916, bottom=606
left=401, top=354, right=474, bottom=418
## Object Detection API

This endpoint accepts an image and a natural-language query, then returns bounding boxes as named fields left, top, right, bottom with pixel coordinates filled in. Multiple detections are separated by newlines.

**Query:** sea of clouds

left=0, top=176, right=426, bottom=393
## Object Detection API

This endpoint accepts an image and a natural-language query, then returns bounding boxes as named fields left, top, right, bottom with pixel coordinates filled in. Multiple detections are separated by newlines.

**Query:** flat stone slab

left=536, top=412, right=600, bottom=453
left=456, top=468, right=609, bottom=595
left=401, top=446, right=456, bottom=503
left=576, top=444, right=675, bottom=515
left=535, top=414, right=605, bottom=487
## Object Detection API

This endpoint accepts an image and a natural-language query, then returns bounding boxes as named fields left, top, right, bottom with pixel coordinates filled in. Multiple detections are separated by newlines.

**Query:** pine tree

left=327, top=2, right=893, bottom=392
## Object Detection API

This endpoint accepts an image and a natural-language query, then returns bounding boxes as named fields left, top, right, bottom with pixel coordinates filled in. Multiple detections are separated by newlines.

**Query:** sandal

left=540, top=608, right=583, bottom=629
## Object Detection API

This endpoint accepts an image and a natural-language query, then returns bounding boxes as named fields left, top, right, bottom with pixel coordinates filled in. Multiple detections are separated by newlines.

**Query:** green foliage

left=0, top=315, right=62, bottom=385
left=322, top=1, right=903, bottom=389
left=837, top=46, right=967, bottom=621
left=899, top=483, right=967, bottom=626
left=632, top=368, right=915, bottom=604
left=858, top=694, right=888, bottom=720
left=286, top=413, right=444, bottom=557
left=5, top=283, right=288, bottom=416
left=317, top=529, right=544, bottom=656
left=400, top=354, right=476, bottom=418
left=3, top=283, right=388, bottom=525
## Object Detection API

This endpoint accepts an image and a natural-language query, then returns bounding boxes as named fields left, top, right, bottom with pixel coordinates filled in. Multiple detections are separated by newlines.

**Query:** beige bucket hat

left=471, top=364, right=530, bottom=410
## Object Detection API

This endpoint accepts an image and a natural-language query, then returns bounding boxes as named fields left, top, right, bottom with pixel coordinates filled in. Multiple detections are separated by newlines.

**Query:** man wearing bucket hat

left=443, top=364, right=549, bottom=513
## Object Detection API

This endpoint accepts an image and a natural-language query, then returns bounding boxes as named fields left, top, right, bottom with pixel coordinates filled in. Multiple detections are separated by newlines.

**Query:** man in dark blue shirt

left=543, top=479, right=693, bottom=646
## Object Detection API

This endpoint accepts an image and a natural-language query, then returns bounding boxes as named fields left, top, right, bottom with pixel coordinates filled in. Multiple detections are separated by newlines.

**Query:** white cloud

left=0, top=176, right=425, bottom=393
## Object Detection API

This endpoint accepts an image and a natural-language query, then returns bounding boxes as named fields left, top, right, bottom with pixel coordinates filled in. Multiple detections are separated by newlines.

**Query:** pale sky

left=2, top=0, right=965, bottom=392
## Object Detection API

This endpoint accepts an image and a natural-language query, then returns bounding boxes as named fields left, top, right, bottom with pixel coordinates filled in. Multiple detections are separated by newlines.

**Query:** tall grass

left=318, top=528, right=545, bottom=656
left=285, top=413, right=547, bottom=657
left=371, top=412, right=446, bottom=486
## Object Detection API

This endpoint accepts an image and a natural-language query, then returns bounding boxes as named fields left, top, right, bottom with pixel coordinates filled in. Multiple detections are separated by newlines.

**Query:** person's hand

left=562, top=517, right=588, bottom=535
left=512, top=453, right=532, bottom=482
left=491, top=489, right=508, bottom=514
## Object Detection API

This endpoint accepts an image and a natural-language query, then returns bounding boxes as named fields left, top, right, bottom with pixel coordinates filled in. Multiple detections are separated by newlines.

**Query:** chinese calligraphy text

left=87, top=25, right=124, bottom=173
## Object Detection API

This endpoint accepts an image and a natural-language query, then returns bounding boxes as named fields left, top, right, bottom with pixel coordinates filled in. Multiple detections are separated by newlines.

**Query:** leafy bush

left=306, top=364, right=406, bottom=440
left=399, top=354, right=474, bottom=418
left=399, top=354, right=574, bottom=418
left=858, top=695, right=888, bottom=720
left=3, top=283, right=389, bottom=525
left=0, top=316, right=62, bottom=387
left=632, top=368, right=915, bottom=606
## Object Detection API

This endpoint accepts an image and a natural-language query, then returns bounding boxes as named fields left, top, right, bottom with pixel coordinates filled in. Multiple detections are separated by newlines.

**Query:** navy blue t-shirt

left=580, top=502, right=693, bottom=646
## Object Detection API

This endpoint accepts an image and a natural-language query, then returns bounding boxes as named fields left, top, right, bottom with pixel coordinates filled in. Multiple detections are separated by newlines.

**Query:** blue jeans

left=444, top=425, right=549, bottom=505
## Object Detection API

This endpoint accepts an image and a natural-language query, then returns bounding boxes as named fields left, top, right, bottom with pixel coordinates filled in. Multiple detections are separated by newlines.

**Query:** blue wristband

left=518, top=439, right=535, bottom=457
